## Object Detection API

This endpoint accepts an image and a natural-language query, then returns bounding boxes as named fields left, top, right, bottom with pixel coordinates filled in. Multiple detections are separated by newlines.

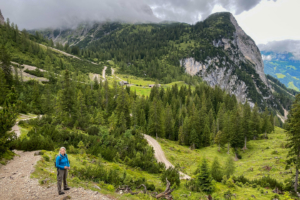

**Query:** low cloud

left=259, top=40, right=300, bottom=60
left=262, top=55, right=273, bottom=61
left=0, top=0, right=276, bottom=29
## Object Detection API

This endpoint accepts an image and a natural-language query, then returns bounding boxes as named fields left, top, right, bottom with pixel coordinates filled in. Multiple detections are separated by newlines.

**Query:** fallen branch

left=156, top=178, right=174, bottom=200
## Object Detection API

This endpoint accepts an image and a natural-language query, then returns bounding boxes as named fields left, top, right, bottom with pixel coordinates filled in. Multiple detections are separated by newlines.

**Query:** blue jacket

left=56, top=154, right=70, bottom=170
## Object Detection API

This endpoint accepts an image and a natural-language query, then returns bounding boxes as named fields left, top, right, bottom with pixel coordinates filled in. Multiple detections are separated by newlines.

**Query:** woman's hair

left=59, top=147, right=66, bottom=155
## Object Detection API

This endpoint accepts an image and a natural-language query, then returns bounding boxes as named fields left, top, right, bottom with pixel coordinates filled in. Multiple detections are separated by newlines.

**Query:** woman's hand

left=64, top=166, right=68, bottom=169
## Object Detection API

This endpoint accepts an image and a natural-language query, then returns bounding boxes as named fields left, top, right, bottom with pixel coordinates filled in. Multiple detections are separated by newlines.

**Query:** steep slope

left=32, top=22, right=122, bottom=48
left=182, top=12, right=271, bottom=108
left=36, top=12, right=288, bottom=112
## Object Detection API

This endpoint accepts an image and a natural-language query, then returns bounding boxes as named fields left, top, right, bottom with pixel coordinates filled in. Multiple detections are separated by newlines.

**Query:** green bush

left=161, top=167, right=180, bottom=188
left=42, top=155, right=50, bottom=162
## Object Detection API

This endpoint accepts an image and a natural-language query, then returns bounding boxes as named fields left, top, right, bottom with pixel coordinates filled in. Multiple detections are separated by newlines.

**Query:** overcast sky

left=1, top=0, right=299, bottom=47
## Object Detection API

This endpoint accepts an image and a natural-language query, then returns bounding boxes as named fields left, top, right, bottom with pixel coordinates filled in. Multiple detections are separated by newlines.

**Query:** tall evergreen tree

left=224, top=156, right=235, bottom=178
left=242, top=101, right=251, bottom=149
left=0, top=45, right=12, bottom=85
left=211, top=156, right=223, bottom=182
left=286, top=94, right=300, bottom=194
left=196, top=158, right=213, bottom=194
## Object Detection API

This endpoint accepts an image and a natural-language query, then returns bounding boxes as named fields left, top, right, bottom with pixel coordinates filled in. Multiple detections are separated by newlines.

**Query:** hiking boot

left=59, top=191, right=65, bottom=195
left=64, top=187, right=70, bottom=190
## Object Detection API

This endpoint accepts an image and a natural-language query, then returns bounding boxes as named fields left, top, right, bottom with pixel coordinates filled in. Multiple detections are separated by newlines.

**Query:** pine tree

left=165, top=104, right=174, bottom=140
left=202, top=119, right=211, bottom=147
left=148, top=98, right=164, bottom=138
left=189, top=129, right=198, bottom=149
left=196, top=158, right=213, bottom=194
left=0, top=69, right=8, bottom=105
left=242, top=101, right=251, bottom=149
left=0, top=45, right=12, bottom=86
left=0, top=103, right=18, bottom=155
left=251, top=103, right=260, bottom=139
left=211, top=156, right=223, bottom=182
left=286, top=94, right=300, bottom=193
left=224, top=156, right=235, bottom=178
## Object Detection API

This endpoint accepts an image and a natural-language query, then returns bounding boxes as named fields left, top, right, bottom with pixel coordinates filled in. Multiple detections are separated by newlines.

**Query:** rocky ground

left=0, top=151, right=112, bottom=200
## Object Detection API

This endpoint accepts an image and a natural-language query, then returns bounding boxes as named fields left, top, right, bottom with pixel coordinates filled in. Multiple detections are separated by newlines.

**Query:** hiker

left=56, top=147, right=70, bottom=195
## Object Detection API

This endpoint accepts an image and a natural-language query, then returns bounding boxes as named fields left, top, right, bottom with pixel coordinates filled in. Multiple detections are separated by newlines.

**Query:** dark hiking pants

left=57, top=169, right=68, bottom=193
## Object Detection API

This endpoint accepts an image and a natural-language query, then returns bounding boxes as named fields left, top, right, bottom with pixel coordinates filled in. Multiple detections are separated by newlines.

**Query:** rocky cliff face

left=0, top=10, right=5, bottom=25
left=229, top=14, right=268, bottom=85
left=182, top=12, right=271, bottom=107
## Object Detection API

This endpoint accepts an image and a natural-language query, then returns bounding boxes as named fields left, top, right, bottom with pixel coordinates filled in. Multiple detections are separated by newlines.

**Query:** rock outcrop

left=0, top=10, right=5, bottom=25
left=229, top=14, right=268, bottom=85
left=182, top=12, right=271, bottom=106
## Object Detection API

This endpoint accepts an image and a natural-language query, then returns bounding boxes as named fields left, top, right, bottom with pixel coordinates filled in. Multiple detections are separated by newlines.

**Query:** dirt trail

left=111, top=68, right=125, bottom=82
left=0, top=150, right=111, bottom=200
left=102, top=66, right=107, bottom=80
left=4, top=116, right=112, bottom=199
left=144, top=134, right=191, bottom=180
left=39, top=44, right=98, bottom=65
left=11, top=115, right=42, bottom=137
left=11, top=62, right=48, bottom=82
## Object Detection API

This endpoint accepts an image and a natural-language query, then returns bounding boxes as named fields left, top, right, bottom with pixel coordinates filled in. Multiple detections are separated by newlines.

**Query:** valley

left=0, top=6, right=299, bottom=200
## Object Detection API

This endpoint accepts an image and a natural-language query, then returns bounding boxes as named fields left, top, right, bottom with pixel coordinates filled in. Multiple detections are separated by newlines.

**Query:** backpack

left=54, top=154, right=68, bottom=168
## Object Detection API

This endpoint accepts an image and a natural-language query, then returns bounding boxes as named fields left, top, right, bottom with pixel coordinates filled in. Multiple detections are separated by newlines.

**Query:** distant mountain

left=261, top=51, right=300, bottom=91
left=35, top=12, right=295, bottom=113
left=29, top=22, right=123, bottom=48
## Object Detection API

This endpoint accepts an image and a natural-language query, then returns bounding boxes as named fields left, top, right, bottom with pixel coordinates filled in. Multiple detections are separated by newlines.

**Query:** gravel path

left=0, top=150, right=111, bottom=200
left=143, top=134, right=191, bottom=180
left=11, top=115, right=41, bottom=137
left=102, top=66, right=107, bottom=80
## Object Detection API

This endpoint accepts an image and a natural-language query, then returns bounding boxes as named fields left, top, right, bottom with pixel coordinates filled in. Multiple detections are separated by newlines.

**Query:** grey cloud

left=0, top=0, right=275, bottom=29
left=258, top=40, right=300, bottom=60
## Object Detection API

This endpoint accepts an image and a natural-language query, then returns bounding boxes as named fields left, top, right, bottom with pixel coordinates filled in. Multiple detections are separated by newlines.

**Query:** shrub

left=105, top=184, right=115, bottom=191
left=87, top=125, right=100, bottom=136
left=42, top=155, right=50, bottom=162
left=161, top=167, right=180, bottom=187
left=145, top=182, right=155, bottom=191
left=72, top=177, right=81, bottom=184
left=271, top=150, right=279, bottom=155
left=226, top=177, right=235, bottom=188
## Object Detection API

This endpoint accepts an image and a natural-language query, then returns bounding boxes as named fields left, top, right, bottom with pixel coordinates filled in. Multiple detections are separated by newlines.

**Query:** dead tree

left=156, top=178, right=174, bottom=200
left=115, top=184, right=147, bottom=195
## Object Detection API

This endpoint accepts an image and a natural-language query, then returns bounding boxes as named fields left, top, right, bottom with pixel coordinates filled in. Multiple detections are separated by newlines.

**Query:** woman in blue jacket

left=56, top=147, right=70, bottom=195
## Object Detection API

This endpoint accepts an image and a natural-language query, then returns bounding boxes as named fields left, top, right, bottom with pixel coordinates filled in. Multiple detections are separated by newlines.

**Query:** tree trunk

left=295, top=167, right=299, bottom=194
left=218, top=143, right=220, bottom=151
left=244, top=136, right=247, bottom=149
left=264, top=131, right=267, bottom=139
left=227, top=143, right=230, bottom=154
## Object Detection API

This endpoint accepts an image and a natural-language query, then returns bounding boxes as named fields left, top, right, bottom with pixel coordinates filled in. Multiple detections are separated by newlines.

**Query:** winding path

left=0, top=150, right=110, bottom=200
left=144, top=134, right=191, bottom=180
left=102, top=66, right=107, bottom=81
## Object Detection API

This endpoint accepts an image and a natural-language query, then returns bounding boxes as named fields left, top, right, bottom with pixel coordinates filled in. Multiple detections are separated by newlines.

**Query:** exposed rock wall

left=182, top=13, right=270, bottom=106
left=229, top=14, right=268, bottom=85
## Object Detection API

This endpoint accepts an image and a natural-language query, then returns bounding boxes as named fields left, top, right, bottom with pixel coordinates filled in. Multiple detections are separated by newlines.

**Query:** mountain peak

left=0, top=10, right=4, bottom=25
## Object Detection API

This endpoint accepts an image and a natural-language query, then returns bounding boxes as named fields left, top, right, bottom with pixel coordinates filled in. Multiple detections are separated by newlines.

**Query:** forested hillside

left=38, top=12, right=295, bottom=115
left=1, top=11, right=299, bottom=199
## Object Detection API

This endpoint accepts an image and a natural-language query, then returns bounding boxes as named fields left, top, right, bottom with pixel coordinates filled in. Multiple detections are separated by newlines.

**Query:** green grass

left=276, top=73, right=286, bottom=79
left=31, top=149, right=280, bottom=200
left=16, top=113, right=37, bottom=122
left=288, top=82, right=299, bottom=91
left=0, top=151, right=15, bottom=165
left=159, top=127, right=290, bottom=183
